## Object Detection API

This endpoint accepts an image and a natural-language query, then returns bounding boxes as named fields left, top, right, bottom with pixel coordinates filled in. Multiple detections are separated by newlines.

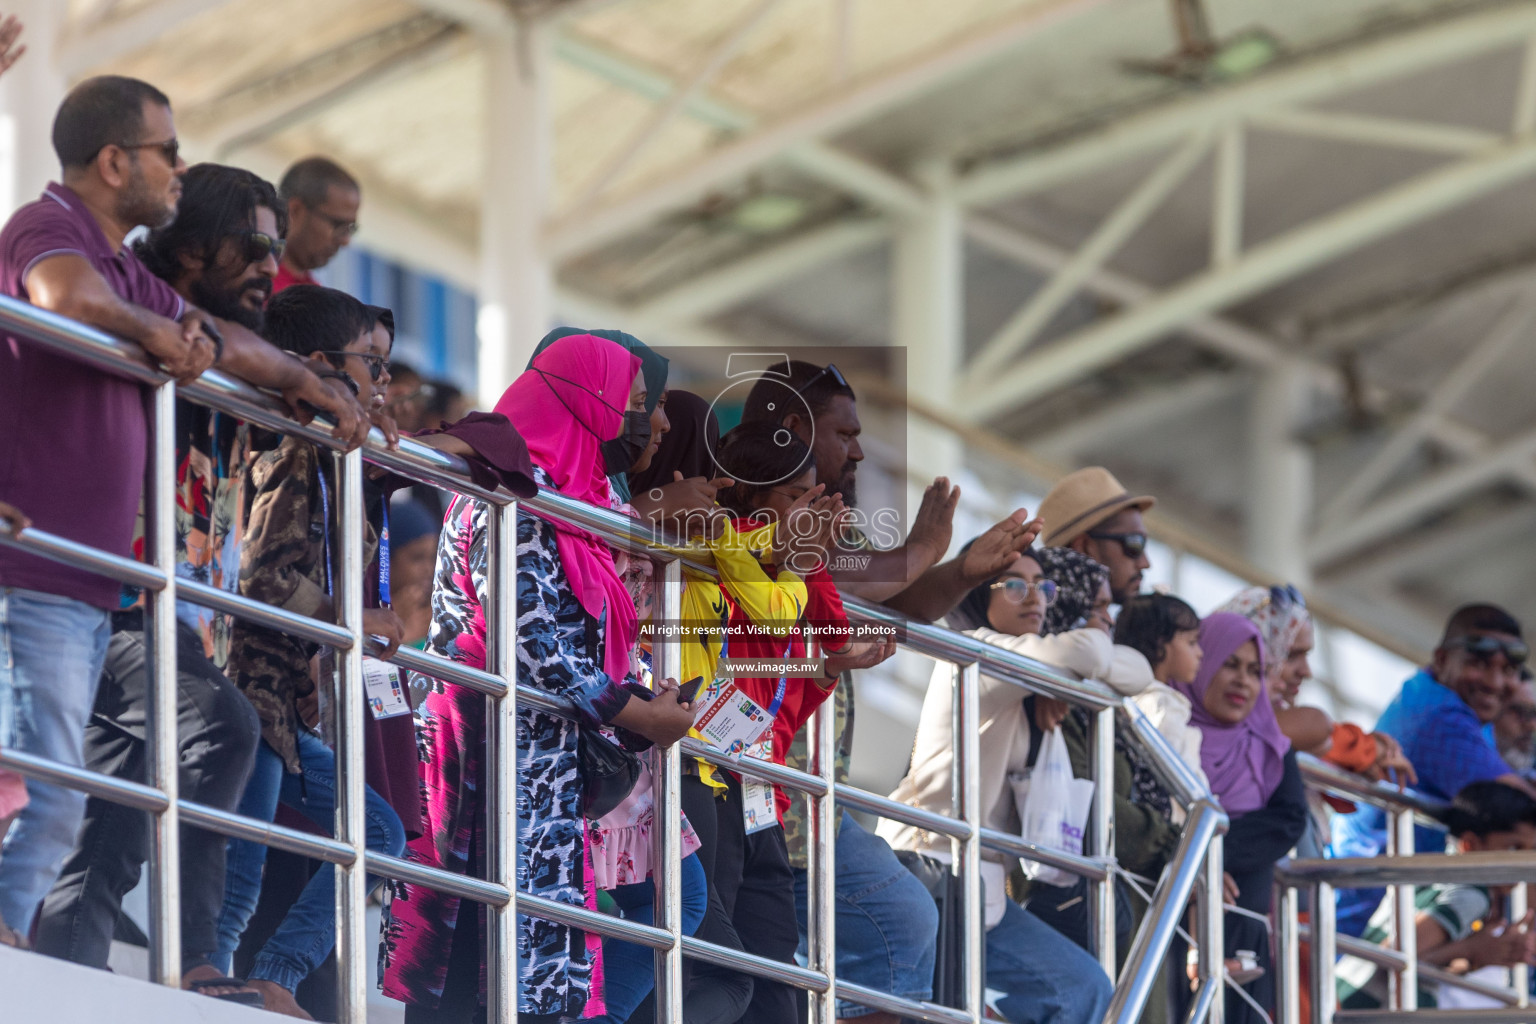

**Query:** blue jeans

left=986, top=899, right=1112, bottom=1024
left=213, top=731, right=405, bottom=993
left=792, top=813, right=939, bottom=1017
left=588, top=853, right=708, bottom=1023
left=0, top=588, right=110, bottom=931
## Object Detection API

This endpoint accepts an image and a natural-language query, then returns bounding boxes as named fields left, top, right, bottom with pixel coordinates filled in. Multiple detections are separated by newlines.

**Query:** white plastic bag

left=1011, top=727, right=1097, bottom=887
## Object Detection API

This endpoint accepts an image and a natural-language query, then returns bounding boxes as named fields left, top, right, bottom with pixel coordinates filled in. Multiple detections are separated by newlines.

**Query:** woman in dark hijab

left=629, top=390, right=719, bottom=497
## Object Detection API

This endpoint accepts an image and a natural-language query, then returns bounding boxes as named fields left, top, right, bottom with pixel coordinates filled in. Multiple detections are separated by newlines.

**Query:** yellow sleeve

left=709, top=521, right=808, bottom=635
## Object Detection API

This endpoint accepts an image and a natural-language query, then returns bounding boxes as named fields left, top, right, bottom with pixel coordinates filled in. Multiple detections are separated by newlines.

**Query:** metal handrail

left=1299, top=753, right=1451, bottom=826
left=0, top=292, right=1228, bottom=1024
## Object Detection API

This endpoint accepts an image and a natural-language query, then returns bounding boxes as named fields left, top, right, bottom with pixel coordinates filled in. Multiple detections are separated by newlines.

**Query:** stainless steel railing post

left=486, top=501, right=519, bottom=1024
left=958, top=663, right=983, bottom=1022
left=652, top=558, right=685, bottom=1022
left=1201, top=831, right=1225, bottom=1024
left=1277, top=882, right=1301, bottom=1024
left=332, top=448, right=368, bottom=1022
left=1387, top=807, right=1417, bottom=1010
left=1511, top=873, right=1529, bottom=1007
left=808, top=643, right=839, bottom=1024
left=1311, top=882, right=1337, bottom=1024
left=146, top=378, right=181, bottom=987
left=1092, top=705, right=1117, bottom=976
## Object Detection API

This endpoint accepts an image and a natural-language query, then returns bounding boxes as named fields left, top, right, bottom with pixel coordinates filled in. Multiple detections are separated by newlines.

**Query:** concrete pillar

left=477, top=22, right=552, bottom=408
left=1248, top=360, right=1314, bottom=585
left=895, top=159, right=963, bottom=482
left=0, top=0, right=66, bottom=220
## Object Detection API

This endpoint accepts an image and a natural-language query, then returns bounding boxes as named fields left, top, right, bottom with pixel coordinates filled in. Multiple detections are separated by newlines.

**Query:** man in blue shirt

left=1332, top=604, right=1534, bottom=936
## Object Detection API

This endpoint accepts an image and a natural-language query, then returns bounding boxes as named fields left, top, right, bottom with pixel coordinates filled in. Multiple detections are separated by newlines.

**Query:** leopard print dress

left=380, top=469, right=633, bottom=1016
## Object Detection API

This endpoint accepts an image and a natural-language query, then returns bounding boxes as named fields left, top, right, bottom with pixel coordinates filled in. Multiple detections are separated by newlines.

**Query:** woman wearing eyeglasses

left=877, top=544, right=1153, bottom=1024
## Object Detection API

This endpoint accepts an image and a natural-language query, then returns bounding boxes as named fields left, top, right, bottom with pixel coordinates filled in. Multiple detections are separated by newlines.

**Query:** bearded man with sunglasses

left=1332, top=604, right=1536, bottom=938
left=1037, top=466, right=1155, bottom=606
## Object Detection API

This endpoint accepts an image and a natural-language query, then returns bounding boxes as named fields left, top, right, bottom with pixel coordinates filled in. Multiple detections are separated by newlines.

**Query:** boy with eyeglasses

left=1332, top=604, right=1536, bottom=937
left=213, top=284, right=408, bottom=1017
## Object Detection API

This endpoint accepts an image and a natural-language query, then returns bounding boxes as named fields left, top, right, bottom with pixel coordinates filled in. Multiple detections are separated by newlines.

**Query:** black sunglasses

left=316, top=351, right=388, bottom=382
left=118, top=136, right=180, bottom=166
left=235, top=229, right=284, bottom=266
left=1447, top=634, right=1530, bottom=667
left=800, top=362, right=849, bottom=394
left=1086, top=530, right=1148, bottom=559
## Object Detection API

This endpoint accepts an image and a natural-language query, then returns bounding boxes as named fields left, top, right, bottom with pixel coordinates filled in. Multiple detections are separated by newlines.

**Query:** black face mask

left=600, top=410, right=652, bottom=475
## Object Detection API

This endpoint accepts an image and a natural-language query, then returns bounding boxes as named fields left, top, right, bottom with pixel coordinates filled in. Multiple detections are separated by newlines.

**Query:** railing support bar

left=809, top=641, right=839, bottom=1024
left=1092, top=705, right=1117, bottom=975
left=1278, top=883, right=1301, bottom=1024
left=146, top=379, right=181, bottom=987
left=959, top=663, right=984, bottom=1021
left=1312, top=882, right=1338, bottom=1024
left=486, top=502, right=519, bottom=1024
left=332, top=448, right=368, bottom=1023
left=652, top=558, right=685, bottom=1023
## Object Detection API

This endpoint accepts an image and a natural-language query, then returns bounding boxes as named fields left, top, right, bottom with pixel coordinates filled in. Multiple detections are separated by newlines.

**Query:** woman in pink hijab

left=1174, top=612, right=1308, bottom=1024
left=382, top=334, right=698, bottom=1023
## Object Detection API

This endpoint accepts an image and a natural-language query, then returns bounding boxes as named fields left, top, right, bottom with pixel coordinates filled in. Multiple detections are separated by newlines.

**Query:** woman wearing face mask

left=878, top=545, right=1152, bottom=1024
left=381, top=334, right=699, bottom=1024
left=1173, top=613, right=1308, bottom=1024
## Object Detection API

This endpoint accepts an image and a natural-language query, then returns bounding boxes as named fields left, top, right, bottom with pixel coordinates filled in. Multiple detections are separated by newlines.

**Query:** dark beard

left=836, top=467, right=857, bottom=508
left=189, top=275, right=265, bottom=331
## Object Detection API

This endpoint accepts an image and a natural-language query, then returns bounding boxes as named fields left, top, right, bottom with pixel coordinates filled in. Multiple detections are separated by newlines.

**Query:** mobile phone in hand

left=677, top=676, right=705, bottom=704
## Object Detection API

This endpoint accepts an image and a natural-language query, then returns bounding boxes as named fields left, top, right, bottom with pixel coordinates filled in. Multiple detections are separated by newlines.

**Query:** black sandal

left=186, top=973, right=265, bottom=1006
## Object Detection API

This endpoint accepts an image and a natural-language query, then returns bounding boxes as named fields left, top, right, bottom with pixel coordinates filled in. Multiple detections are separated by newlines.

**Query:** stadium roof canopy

left=21, top=0, right=1536, bottom=654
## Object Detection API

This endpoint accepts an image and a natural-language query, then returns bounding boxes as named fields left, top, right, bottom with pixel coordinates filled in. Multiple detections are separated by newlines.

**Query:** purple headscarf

left=1174, top=612, right=1290, bottom=814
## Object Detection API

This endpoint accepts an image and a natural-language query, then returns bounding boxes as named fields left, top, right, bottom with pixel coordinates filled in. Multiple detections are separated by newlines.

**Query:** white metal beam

left=478, top=22, right=552, bottom=407
left=635, top=217, right=889, bottom=323
left=56, top=0, right=238, bottom=77
left=1248, top=361, right=1314, bottom=584
left=1248, top=107, right=1501, bottom=155
left=406, top=0, right=514, bottom=37
left=1211, top=122, right=1244, bottom=268
left=958, top=2, right=1536, bottom=207
left=1516, top=34, right=1536, bottom=135
left=554, top=32, right=925, bottom=217
left=195, top=27, right=467, bottom=156
left=544, top=0, right=1113, bottom=258
left=1310, top=427, right=1536, bottom=565
left=965, top=131, right=1209, bottom=383
left=964, top=133, right=1536, bottom=422
left=1318, top=293, right=1536, bottom=525
left=898, top=160, right=964, bottom=477
left=1031, top=372, right=1245, bottom=461
left=1322, top=504, right=1536, bottom=586
left=572, top=0, right=782, bottom=207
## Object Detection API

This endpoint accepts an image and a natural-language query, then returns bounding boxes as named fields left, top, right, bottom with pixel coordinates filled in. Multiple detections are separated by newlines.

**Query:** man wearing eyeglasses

left=1332, top=604, right=1536, bottom=937
left=273, top=157, right=359, bottom=294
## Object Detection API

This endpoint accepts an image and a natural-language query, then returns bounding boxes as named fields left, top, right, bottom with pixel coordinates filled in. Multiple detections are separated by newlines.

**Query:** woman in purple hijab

left=1174, top=612, right=1308, bottom=1024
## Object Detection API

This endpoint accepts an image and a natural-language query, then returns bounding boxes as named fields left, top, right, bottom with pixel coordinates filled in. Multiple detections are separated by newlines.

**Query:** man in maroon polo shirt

left=0, top=76, right=368, bottom=946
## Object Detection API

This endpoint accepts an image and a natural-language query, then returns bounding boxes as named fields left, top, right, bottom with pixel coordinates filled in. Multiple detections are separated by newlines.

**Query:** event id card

left=741, top=780, right=777, bottom=834
left=363, top=657, right=412, bottom=719
left=691, top=680, right=772, bottom=755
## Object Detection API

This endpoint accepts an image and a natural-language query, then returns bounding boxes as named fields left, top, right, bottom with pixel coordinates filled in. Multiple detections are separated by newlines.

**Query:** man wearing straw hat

left=1038, top=466, right=1156, bottom=606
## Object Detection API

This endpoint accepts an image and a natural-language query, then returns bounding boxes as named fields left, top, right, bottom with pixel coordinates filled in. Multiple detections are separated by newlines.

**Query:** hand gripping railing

left=0, top=292, right=1225, bottom=1024
left=1289, top=755, right=1536, bottom=1024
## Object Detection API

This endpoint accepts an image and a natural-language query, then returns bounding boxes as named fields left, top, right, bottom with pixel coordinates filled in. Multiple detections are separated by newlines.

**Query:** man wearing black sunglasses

left=1333, top=603, right=1536, bottom=938
left=32, top=160, right=379, bottom=1007
left=1038, top=466, right=1156, bottom=605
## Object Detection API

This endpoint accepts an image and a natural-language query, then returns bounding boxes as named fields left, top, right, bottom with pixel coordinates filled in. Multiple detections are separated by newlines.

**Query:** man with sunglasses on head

left=1037, top=466, right=1155, bottom=607
left=1332, top=604, right=1536, bottom=937
left=34, top=162, right=368, bottom=1005
left=274, top=157, right=359, bottom=293
left=740, top=360, right=1044, bottom=1024
left=0, top=77, right=365, bottom=954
